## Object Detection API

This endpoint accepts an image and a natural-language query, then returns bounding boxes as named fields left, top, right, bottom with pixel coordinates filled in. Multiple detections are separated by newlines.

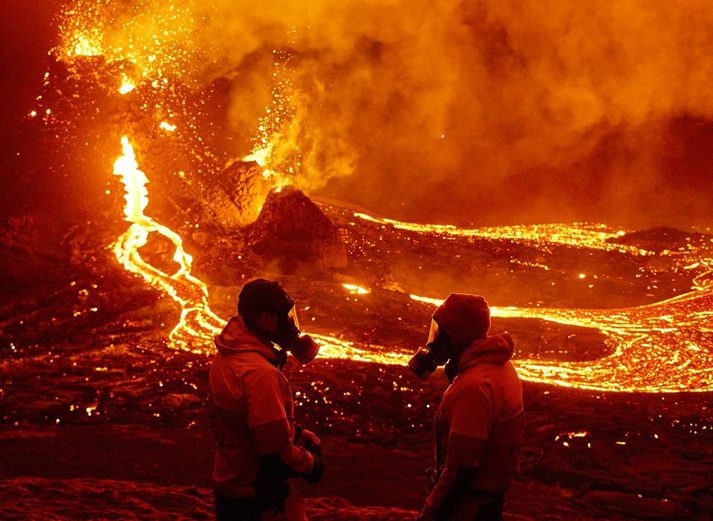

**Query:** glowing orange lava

left=111, top=138, right=712, bottom=393
left=118, top=74, right=136, bottom=95
left=410, top=289, right=713, bottom=393
left=354, top=213, right=651, bottom=255
left=112, top=136, right=224, bottom=353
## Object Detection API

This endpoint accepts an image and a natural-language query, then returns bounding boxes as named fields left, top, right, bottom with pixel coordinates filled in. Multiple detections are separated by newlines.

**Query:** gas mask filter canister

left=273, top=306, right=320, bottom=364
left=408, top=319, right=452, bottom=379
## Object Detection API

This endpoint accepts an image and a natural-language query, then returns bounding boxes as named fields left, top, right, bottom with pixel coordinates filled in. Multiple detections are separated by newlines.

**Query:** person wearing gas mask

left=410, top=294, right=523, bottom=521
left=209, top=279, right=324, bottom=521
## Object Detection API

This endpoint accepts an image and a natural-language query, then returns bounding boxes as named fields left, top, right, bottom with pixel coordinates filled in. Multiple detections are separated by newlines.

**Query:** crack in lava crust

left=112, top=137, right=713, bottom=393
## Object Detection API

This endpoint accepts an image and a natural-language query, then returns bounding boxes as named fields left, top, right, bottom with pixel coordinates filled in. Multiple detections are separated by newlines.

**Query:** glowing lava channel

left=112, top=136, right=224, bottom=353
left=354, top=213, right=650, bottom=255
left=355, top=214, right=713, bottom=392
left=410, top=290, right=713, bottom=393
left=112, top=138, right=712, bottom=393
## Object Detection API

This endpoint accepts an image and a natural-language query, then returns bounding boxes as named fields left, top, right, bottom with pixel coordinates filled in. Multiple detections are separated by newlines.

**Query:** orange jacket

left=424, top=333, right=524, bottom=516
left=209, top=316, right=314, bottom=498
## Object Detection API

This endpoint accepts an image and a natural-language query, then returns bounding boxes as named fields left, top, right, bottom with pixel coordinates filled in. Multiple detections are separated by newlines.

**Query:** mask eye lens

left=427, top=319, right=439, bottom=344
left=287, top=307, right=300, bottom=330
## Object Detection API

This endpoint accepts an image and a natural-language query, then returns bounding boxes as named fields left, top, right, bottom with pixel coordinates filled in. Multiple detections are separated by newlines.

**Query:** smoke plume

left=67, top=0, right=713, bottom=227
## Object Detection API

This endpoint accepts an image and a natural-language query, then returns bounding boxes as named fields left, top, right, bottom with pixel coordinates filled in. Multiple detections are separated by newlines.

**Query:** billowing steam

left=63, top=0, right=713, bottom=227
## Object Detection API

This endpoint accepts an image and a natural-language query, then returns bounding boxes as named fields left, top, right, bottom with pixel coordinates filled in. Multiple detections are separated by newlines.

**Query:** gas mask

left=271, top=306, right=320, bottom=364
left=408, top=319, right=453, bottom=379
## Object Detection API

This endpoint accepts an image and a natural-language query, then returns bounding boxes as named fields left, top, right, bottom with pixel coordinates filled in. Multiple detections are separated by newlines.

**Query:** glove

left=302, top=449, right=324, bottom=484
left=296, top=428, right=321, bottom=455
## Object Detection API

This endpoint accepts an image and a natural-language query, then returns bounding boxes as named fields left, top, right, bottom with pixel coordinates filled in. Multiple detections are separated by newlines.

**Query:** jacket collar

left=214, top=315, right=285, bottom=368
left=457, top=333, right=514, bottom=373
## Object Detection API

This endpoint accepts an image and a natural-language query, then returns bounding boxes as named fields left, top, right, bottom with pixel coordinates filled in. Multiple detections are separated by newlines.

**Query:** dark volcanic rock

left=0, top=477, right=417, bottom=521
left=219, top=159, right=273, bottom=226
left=581, top=490, right=690, bottom=520
left=608, top=226, right=711, bottom=253
left=249, top=187, right=347, bottom=268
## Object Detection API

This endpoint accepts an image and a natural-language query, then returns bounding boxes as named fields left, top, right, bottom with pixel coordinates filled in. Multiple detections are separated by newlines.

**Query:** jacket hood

left=214, top=315, right=281, bottom=365
left=433, top=293, right=491, bottom=342
left=458, top=333, right=514, bottom=372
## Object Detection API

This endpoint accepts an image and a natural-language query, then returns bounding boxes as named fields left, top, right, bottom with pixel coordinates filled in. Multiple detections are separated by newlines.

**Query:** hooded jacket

left=209, top=316, right=314, bottom=498
left=423, top=333, right=524, bottom=518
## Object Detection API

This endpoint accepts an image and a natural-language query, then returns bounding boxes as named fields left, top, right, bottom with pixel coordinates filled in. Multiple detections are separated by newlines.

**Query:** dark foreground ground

left=1, top=385, right=711, bottom=520
left=2, top=308, right=711, bottom=520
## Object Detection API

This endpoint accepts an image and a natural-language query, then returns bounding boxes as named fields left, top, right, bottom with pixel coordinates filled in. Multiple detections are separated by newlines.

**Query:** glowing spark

left=159, top=121, right=176, bottom=132
left=119, top=75, right=136, bottom=95
left=242, top=143, right=292, bottom=189
left=242, top=143, right=273, bottom=167
left=342, top=283, right=370, bottom=295
left=70, top=35, right=101, bottom=57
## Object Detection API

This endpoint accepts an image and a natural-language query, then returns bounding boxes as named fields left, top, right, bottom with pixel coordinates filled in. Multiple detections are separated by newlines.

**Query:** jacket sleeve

left=422, top=382, right=493, bottom=519
left=244, top=368, right=314, bottom=475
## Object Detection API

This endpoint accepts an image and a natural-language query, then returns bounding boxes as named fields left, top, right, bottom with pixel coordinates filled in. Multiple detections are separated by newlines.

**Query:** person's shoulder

left=502, top=360, right=523, bottom=382
left=457, top=365, right=488, bottom=385
left=242, top=359, right=283, bottom=383
left=214, top=350, right=276, bottom=374
left=454, top=371, right=496, bottom=400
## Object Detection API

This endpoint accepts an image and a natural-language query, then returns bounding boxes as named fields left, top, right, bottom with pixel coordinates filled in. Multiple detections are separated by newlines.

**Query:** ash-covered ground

left=1, top=189, right=711, bottom=520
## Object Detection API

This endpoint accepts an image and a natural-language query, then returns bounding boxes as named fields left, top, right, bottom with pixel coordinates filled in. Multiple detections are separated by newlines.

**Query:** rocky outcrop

left=249, top=187, right=347, bottom=268
left=608, top=226, right=711, bottom=253
left=217, top=159, right=274, bottom=227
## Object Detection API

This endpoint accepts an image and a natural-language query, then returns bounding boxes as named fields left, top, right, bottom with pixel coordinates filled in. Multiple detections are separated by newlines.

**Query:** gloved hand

left=302, top=450, right=324, bottom=484
left=296, top=428, right=321, bottom=455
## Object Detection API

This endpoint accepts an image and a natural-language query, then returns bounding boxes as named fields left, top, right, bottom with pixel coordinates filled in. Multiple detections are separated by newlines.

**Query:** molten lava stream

left=112, top=137, right=712, bottom=393
left=411, top=289, right=713, bottom=393
left=355, top=213, right=713, bottom=392
left=112, top=137, right=224, bottom=353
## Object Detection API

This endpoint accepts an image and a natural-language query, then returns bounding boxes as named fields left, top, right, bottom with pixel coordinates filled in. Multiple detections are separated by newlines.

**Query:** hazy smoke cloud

left=80, top=0, right=713, bottom=227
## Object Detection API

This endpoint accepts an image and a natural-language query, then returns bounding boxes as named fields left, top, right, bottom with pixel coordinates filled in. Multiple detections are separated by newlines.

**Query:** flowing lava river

left=113, top=136, right=713, bottom=394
